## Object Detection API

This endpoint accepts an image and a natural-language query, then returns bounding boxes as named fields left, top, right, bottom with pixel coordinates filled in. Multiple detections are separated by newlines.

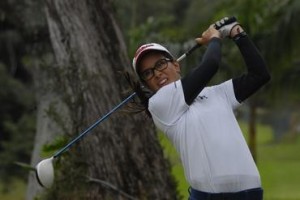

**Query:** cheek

left=175, top=65, right=181, bottom=74
left=145, top=80, right=158, bottom=92
left=170, top=68, right=181, bottom=79
left=167, top=64, right=180, bottom=75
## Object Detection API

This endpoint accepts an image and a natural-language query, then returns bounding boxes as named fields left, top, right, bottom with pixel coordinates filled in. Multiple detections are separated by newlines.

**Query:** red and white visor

left=132, top=43, right=173, bottom=73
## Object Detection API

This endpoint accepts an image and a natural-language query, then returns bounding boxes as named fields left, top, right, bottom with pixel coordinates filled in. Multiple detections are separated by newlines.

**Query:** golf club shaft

left=177, top=43, right=201, bottom=62
left=53, top=41, right=203, bottom=158
left=53, top=92, right=137, bottom=158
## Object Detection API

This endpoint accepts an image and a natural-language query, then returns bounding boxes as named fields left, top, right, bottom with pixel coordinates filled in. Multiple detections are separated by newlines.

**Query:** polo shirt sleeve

left=148, top=80, right=189, bottom=128
left=215, top=79, right=241, bottom=110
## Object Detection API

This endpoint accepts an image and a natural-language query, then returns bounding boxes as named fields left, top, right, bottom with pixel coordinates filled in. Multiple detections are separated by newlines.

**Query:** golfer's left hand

left=229, top=24, right=245, bottom=38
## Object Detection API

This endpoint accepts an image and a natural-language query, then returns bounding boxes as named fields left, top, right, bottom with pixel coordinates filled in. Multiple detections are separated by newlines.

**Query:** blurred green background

left=0, top=0, right=299, bottom=199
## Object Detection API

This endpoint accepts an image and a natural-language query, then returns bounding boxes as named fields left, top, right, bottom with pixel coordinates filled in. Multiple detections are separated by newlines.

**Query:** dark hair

left=123, top=71, right=153, bottom=117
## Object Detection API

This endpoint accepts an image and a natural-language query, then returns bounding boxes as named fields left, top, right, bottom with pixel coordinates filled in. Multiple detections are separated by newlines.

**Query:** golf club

left=34, top=46, right=198, bottom=188
left=35, top=16, right=237, bottom=188
left=35, top=92, right=136, bottom=188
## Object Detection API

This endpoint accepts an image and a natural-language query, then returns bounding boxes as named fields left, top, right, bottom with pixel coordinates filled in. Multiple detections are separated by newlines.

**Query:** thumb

left=195, top=38, right=205, bottom=45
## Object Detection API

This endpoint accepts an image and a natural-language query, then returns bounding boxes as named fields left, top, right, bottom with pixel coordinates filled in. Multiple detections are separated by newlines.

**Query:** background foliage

left=0, top=0, right=299, bottom=199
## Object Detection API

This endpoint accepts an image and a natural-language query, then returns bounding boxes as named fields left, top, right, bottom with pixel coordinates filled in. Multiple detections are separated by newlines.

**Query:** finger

left=195, top=38, right=204, bottom=45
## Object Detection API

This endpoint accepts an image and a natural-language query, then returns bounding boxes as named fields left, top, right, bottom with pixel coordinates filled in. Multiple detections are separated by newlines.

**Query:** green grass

left=258, top=141, right=300, bottom=200
left=240, top=122, right=300, bottom=200
left=0, top=179, right=26, bottom=200
left=159, top=121, right=300, bottom=200
left=158, top=133, right=189, bottom=198
left=158, top=133, right=189, bottom=199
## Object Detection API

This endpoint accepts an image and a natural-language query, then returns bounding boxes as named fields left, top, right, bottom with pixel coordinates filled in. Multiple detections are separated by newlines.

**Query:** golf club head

left=35, top=157, right=54, bottom=188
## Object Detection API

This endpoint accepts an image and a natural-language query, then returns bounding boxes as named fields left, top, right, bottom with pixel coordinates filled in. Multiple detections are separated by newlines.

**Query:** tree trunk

left=28, top=0, right=178, bottom=199
left=248, top=100, right=257, bottom=163
left=26, top=56, right=68, bottom=200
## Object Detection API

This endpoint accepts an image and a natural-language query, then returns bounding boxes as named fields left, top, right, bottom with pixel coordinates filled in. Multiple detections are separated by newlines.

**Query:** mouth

left=158, top=78, right=168, bottom=87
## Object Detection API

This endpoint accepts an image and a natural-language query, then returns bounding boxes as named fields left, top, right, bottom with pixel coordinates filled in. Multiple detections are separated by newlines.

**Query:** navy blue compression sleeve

left=232, top=34, right=271, bottom=103
left=181, top=38, right=222, bottom=105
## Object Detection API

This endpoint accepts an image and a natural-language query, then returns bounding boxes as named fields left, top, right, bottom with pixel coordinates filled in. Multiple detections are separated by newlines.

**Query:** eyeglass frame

left=139, top=58, right=173, bottom=81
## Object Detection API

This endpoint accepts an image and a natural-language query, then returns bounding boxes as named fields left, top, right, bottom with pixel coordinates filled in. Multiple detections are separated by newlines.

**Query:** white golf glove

left=214, top=17, right=239, bottom=38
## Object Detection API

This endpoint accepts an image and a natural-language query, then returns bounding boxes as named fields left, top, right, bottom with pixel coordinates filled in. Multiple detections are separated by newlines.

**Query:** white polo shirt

left=148, top=79, right=261, bottom=193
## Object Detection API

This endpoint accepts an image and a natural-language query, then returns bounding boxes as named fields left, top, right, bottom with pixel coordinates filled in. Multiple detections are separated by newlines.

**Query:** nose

left=153, top=68, right=162, bottom=78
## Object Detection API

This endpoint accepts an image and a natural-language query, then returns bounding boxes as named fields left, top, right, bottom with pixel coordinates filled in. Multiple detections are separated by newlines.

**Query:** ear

left=173, top=61, right=181, bottom=73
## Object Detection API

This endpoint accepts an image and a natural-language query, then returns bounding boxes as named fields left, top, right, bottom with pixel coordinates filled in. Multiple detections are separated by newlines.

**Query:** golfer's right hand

left=195, top=25, right=221, bottom=45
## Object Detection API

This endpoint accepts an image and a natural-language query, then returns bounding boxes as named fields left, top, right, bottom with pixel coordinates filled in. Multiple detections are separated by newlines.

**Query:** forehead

left=138, top=51, right=165, bottom=70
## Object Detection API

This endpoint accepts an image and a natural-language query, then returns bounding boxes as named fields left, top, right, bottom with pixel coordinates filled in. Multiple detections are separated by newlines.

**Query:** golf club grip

left=177, top=16, right=236, bottom=62
left=215, top=16, right=237, bottom=30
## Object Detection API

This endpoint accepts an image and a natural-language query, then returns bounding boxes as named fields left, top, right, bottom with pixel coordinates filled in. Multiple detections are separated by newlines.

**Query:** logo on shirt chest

left=198, top=95, right=208, bottom=100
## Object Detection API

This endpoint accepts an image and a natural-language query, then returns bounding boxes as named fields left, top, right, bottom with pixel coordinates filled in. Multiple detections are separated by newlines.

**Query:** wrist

left=230, top=24, right=244, bottom=38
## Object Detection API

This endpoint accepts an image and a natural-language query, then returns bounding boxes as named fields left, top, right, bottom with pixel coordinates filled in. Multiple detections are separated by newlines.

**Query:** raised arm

left=181, top=26, right=222, bottom=105
left=230, top=25, right=271, bottom=103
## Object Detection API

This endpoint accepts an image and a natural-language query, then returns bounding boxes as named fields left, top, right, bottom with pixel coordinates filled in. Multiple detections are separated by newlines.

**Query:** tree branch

left=86, top=176, right=138, bottom=200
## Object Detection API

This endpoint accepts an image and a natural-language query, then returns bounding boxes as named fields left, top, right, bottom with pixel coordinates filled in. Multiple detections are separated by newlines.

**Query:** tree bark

left=28, top=0, right=178, bottom=199
left=26, top=56, right=69, bottom=200
left=248, top=100, right=257, bottom=163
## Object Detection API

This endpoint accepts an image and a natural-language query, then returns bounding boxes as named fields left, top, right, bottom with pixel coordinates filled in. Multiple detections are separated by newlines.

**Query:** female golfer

left=132, top=18, right=270, bottom=200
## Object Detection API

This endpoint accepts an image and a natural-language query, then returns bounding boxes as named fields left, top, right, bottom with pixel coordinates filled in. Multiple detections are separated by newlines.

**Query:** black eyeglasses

left=140, top=58, right=172, bottom=81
